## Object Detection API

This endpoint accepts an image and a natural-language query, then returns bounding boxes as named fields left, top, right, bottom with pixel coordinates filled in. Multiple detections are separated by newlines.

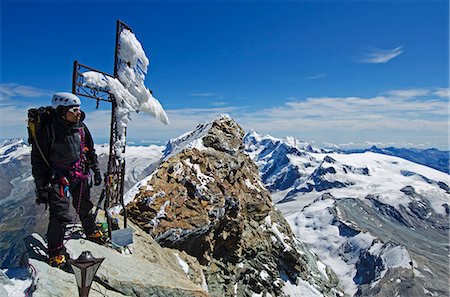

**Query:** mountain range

left=244, top=130, right=449, bottom=296
left=344, top=146, right=449, bottom=174
left=1, top=118, right=449, bottom=296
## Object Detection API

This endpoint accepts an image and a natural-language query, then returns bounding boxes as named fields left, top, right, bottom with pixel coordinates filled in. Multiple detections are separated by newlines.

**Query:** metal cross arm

left=72, top=61, right=115, bottom=107
left=71, top=20, right=134, bottom=240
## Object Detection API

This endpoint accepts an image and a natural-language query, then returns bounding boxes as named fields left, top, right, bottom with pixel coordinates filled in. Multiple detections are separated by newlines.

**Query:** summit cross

left=71, top=20, right=133, bottom=238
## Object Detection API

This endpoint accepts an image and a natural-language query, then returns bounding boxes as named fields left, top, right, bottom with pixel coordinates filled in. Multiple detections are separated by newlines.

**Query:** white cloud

left=139, top=140, right=163, bottom=144
left=0, top=83, right=53, bottom=102
left=434, top=88, right=449, bottom=99
left=231, top=87, right=448, bottom=149
left=243, top=94, right=446, bottom=128
left=190, top=92, right=217, bottom=97
left=1, top=86, right=447, bottom=150
left=359, top=47, right=403, bottom=64
left=83, top=106, right=239, bottom=142
left=0, top=106, right=29, bottom=139
left=337, top=141, right=434, bottom=149
left=38, top=88, right=450, bottom=150
left=305, top=73, right=327, bottom=80
left=211, top=101, right=226, bottom=106
left=386, top=88, right=430, bottom=98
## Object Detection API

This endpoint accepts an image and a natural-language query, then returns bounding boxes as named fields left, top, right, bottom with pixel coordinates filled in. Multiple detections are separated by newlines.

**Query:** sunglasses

left=68, top=106, right=81, bottom=114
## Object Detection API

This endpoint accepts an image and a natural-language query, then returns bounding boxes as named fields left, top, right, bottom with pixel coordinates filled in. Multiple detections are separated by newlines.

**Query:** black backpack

left=27, top=106, right=55, bottom=167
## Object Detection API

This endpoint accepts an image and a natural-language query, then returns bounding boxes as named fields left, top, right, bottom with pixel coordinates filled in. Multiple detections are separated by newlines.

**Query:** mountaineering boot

left=86, top=229, right=108, bottom=245
left=49, top=252, right=71, bottom=272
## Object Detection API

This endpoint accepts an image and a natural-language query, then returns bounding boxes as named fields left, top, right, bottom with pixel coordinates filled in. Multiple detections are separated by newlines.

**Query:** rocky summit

left=127, top=116, right=343, bottom=297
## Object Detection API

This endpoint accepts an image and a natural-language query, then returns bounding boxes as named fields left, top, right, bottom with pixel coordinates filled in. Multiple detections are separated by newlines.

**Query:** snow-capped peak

left=163, top=114, right=234, bottom=158
left=163, top=122, right=212, bottom=158
left=244, top=130, right=327, bottom=154
left=0, top=138, right=31, bottom=164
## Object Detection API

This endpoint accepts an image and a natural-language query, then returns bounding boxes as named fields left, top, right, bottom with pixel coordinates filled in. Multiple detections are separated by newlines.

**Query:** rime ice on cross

left=72, top=20, right=169, bottom=236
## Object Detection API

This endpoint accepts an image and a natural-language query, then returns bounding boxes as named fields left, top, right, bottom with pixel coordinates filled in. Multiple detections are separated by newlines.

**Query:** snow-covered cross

left=72, top=20, right=169, bottom=236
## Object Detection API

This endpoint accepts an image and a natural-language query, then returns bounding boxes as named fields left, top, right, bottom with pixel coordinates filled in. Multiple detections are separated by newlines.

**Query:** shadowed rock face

left=127, top=117, right=342, bottom=297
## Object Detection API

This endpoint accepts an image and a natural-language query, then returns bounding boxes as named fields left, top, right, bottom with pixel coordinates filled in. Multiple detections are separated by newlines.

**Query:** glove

left=36, top=187, right=49, bottom=207
left=94, top=170, right=102, bottom=186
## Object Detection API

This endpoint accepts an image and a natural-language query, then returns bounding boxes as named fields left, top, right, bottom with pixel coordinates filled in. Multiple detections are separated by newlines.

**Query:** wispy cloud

left=82, top=106, right=240, bottom=143
left=359, top=47, right=403, bottom=64
left=190, top=92, right=217, bottom=97
left=0, top=105, right=30, bottom=138
left=305, top=73, right=327, bottom=80
left=337, top=141, right=434, bottom=149
left=0, top=83, right=53, bottom=102
left=232, top=86, right=447, bottom=149
left=385, top=88, right=430, bottom=98
left=1, top=86, right=447, bottom=149
left=249, top=92, right=447, bottom=127
left=211, top=101, right=226, bottom=107
left=434, top=88, right=449, bottom=99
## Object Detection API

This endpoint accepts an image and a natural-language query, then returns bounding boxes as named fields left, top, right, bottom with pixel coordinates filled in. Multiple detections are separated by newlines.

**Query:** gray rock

left=23, top=232, right=208, bottom=297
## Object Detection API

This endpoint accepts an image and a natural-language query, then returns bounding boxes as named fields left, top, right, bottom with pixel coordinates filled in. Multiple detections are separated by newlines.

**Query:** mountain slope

left=245, top=131, right=450, bottom=296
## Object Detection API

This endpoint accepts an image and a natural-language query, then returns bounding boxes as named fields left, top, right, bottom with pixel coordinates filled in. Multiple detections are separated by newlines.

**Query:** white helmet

left=52, top=92, right=81, bottom=109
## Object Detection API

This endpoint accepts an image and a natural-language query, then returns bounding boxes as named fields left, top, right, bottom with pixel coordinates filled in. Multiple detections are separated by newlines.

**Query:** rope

left=24, top=263, right=37, bottom=297
left=51, top=127, right=90, bottom=181
left=76, top=181, right=84, bottom=219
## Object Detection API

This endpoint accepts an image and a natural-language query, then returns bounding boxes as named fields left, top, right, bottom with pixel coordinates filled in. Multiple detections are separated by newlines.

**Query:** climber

left=30, top=92, right=107, bottom=270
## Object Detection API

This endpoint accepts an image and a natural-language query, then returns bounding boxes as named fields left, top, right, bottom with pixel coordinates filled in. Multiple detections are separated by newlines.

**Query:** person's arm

left=31, top=124, right=52, bottom=188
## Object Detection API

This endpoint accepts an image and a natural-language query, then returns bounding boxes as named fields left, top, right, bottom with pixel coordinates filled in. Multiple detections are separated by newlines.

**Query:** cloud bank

left=0, top=83, right=53, bottom=102
left=0, top=85, right=447, bottom=150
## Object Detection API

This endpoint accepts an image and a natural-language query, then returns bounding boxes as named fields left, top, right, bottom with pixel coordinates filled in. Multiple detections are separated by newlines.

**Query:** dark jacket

left=31, top=110, right=99, bottom=188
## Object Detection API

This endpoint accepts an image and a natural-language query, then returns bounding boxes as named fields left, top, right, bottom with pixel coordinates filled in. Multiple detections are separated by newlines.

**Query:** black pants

left=47, top=179, right=97, bottom=256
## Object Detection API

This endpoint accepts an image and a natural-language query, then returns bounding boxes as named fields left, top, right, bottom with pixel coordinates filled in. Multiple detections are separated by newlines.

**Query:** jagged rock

left=127, top=116, right=343, bottom=297
left=23, top=232, right=208, bottom=297
left=29, top=257, right=126, bottom=297
left=356, top=267, right=424, bottom=297
left=336, top=197, right=449, bottom=296
left=116, top=212, right=207, bottom=290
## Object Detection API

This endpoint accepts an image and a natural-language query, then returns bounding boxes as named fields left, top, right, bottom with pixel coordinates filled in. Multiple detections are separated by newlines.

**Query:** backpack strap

left=35, top=126, right=51, bottom=168
left=49, top=123, right=55, bottom=152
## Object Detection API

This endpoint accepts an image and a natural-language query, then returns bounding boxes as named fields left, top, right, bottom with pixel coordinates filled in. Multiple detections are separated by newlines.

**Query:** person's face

left=65, top=106, right=81, bottom=123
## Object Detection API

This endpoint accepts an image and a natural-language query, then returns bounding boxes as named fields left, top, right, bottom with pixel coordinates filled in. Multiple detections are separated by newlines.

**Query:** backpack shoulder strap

left=34, top=125, right=51, bottom=168
left=49, top=123, right=55, bottom=152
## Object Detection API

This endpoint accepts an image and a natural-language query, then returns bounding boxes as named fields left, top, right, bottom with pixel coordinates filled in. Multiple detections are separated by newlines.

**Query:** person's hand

left=36, top=187, right=49, bottom=206
left=94, top=170, right=102, bottom=186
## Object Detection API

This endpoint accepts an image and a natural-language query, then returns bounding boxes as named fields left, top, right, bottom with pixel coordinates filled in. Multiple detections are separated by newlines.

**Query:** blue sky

left=1, top=0, right=448, bottom=149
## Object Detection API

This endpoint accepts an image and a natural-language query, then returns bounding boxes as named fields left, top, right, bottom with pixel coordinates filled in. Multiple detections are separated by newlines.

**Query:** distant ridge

left=345, top=146, right=449, bottom=174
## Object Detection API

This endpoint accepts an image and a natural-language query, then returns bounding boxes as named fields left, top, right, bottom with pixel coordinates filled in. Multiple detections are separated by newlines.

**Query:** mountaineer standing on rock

left=30, top=92, right=107, bottom=269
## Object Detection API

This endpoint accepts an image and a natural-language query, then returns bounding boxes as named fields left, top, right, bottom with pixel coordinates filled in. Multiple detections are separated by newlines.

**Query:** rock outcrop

left=127, top=116, right=342, bottom=297
left=10, top=221, right=208, bottom=297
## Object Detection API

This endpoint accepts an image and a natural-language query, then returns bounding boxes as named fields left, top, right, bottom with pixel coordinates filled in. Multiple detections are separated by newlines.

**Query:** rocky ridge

left=127, top=116, right=343, bottom=297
